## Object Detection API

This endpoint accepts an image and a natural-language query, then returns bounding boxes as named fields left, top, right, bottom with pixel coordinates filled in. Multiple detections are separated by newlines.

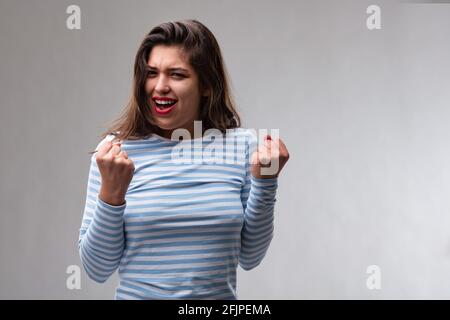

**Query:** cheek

left=178, top=83, right=201, bottom=103
left=144, top=80, right=153, bottom=93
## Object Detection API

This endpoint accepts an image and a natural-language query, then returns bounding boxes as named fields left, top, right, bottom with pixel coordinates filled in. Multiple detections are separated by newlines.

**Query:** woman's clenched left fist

left=251, top=135, right=290, bottom=179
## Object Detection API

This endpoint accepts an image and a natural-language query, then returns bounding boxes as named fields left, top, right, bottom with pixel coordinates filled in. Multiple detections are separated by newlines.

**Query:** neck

left=156, top=117, right=201, bottom=140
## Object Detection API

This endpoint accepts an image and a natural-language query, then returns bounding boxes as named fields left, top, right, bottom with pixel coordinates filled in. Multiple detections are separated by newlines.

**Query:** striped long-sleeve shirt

left=78, top=128, right=278, bottom=299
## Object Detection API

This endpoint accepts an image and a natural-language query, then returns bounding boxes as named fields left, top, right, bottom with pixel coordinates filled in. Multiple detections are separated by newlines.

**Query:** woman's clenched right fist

left=96, top=140, right=135, bottom=206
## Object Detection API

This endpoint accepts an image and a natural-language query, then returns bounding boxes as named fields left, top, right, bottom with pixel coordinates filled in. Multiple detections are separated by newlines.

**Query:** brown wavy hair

left=94, top=19, right=241, bottom=148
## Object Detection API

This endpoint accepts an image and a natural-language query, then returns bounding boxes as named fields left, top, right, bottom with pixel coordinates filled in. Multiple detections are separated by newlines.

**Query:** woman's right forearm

left=79, top=139, right=133, bottom=282
left=79, top=196, right=126, bottom=283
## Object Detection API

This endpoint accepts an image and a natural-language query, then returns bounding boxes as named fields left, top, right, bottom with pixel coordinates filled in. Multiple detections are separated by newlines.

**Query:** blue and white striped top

left=78, top=128, right=278, bottom=299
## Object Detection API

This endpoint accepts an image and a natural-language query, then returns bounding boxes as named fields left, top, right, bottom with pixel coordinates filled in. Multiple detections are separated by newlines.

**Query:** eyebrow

left=147, top=66, right=189, bottom=73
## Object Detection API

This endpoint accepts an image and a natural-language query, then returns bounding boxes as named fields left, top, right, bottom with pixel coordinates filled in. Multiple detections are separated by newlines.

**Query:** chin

left=154, top=120, right=176, bottom=130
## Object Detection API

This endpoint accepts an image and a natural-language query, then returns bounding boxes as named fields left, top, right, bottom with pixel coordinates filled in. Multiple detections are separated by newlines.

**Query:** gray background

left=1, top=0, right=450, bottom=299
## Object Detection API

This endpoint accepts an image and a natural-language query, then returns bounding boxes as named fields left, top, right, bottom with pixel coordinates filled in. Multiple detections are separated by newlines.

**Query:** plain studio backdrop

left=1, top=0, right=450, bottom=299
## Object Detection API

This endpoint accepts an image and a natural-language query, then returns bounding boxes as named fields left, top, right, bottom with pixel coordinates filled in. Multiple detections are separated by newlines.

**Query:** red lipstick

left=152, top=96, right=178, bottom=115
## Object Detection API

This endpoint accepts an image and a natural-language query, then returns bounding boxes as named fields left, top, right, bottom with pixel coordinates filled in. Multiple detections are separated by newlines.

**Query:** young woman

left=79, top=19, right=289, bottom=300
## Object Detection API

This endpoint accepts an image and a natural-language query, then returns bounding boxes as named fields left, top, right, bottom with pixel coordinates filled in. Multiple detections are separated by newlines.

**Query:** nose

left=154, top=74, right=170, bottom=94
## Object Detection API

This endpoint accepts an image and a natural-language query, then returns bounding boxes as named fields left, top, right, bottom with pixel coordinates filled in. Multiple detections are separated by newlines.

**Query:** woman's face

left=145, top=45, right=206, bottom=139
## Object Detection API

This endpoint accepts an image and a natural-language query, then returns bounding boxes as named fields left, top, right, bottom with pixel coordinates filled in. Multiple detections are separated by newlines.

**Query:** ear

left=202, top=88, right=210, bottom=97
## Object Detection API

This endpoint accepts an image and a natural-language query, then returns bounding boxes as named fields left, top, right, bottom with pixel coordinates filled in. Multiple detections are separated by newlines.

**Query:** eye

left=172, top=73, right=185, bottom=79
left=147, top=70, right=157, bottom=78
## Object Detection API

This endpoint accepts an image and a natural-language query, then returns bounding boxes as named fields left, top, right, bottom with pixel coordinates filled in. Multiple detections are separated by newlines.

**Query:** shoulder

left=226, top=128, right=257, bottom=141
left=224, top=128, right=259, bottom=155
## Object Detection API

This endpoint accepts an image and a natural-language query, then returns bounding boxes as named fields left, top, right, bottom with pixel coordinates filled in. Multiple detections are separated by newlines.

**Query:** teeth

left=155, top=99, right=176, bottom=105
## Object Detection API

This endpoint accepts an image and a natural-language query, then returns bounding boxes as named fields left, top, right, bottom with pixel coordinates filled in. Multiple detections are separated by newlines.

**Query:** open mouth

left=153, top=98, right=178, bottom=115
left=154, top=99, right=178, bottom=109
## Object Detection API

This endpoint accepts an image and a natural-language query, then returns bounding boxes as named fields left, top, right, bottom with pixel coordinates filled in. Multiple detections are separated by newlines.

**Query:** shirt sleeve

left=78, top=136, right=126, bottom=283
left=239, top=132, right=278, bottom=271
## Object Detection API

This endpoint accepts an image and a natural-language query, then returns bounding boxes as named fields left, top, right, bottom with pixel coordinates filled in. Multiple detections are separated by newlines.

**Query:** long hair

left=97, top=19, right=241, bottom=145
